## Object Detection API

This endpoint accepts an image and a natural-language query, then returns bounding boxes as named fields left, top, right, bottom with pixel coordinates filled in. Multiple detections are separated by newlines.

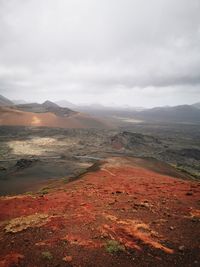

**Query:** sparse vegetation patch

left=41, top=251, right=53, bottom=260
left=4, top=213, right=49, bottom=233
left=105, top=240, right=125, bottom=253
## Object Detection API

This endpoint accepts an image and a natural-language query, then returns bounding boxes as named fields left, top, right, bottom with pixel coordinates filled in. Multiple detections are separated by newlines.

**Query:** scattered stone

left=190, top=209, right=200, bottom=219
left=134, top=202, right=151, bottom=208
left=115, top=190, right=123, bottom=194
left=186, top=192, right=193, bottom=196
left=178, top=245, right=185, bottom=251
left=63, top=256, right=72, bottom=262
left=111, top=190, right=123, bottom=195
left=191, top=218, right=198, bottom=222
left=164, top=212, right=171, bottom=217
left=169, top=226, right=174, bottom=230
left=141, top=202, right=151, bottom=208
left=152, top=219, right=168, bottom=225
left=15, top=158, right=38, bottom=169
left=108, top=201, right=115, bottom=205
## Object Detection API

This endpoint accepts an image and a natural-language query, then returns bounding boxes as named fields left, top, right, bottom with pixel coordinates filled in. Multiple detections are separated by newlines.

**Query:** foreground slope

left=0, top=157, right=199, bottom=267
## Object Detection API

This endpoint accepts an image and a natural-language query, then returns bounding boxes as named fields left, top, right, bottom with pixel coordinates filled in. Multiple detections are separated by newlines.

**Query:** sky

left=0, top=0, right=200, bottom=107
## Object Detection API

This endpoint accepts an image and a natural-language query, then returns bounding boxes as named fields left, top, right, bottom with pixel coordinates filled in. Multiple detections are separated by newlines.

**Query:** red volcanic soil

left=0, top=157, right=199, bottom=267
left=0, top=107, right=107, bottom=128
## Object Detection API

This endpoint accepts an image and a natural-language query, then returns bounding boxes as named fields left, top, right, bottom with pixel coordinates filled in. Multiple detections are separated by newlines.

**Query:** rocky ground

left=0, top=157, right=199, bottom=267
left=0, top=124, right=200, bottom=196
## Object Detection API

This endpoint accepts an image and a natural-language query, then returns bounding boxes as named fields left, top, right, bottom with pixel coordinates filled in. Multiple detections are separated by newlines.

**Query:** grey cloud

left=0, top=0, right=200, bottom=106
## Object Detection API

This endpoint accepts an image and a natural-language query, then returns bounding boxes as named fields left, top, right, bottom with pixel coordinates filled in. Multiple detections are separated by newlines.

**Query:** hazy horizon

left=1, top=92, right=199, bottom=109
left=0, top=0, right=200, bottom=108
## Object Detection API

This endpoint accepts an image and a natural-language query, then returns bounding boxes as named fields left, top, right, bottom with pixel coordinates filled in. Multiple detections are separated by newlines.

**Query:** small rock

left=134, top=202, right=150, bottom=208
left=115, top=190, right=123, bottom=194
left=191, top=218, right=198, bottom=222
left=169, top=226, right=174, bottom=230
left=15, top=158, right=38, bottom=169
left=142, top=203, right=150, bottom=208
left=101, top=232, right=109, bottom=238
left=178, top=245, right=185, bottom=251
left=164, top=212, right=171, bottom=217
left=63, top=256, right=72, bottom=262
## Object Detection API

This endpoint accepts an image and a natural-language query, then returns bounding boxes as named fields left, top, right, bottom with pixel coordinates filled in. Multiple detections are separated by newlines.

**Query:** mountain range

left=0, top=95, right=107, bottom=128
left=0, top=94, right=200, bottom=124
left=135, top=104, right=200, bottom=123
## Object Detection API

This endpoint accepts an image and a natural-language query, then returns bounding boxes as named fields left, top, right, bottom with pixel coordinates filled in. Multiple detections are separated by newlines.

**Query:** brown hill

left=0, top=157, right=199, bottom=267
left=16, top=101, right=74, bottom=116
left=0, top=106, right=108, bottom=128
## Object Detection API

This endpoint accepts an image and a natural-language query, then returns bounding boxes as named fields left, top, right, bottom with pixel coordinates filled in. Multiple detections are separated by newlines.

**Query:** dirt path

left=0, top=157, right=199, bottom=267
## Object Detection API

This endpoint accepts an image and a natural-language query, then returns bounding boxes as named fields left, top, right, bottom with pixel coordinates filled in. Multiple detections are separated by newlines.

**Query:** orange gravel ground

left=0, top=157, right=199, bottom=267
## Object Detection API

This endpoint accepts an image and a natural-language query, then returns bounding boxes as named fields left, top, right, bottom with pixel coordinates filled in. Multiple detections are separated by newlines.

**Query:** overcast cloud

left=0, top=0, right=200, bottom=107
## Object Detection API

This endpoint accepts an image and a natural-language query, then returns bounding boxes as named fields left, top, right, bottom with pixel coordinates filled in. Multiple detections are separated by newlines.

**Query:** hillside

left=0, top=157, right=199, bottom=266
left=0, top=106, right=107, bottom=129
left=192, top=102, right=200, bottom=109
left=0, top=95, right=13, bottom=106
left=16, top=101, right=74, bottom=116
left=12, top=100, right=28, bottom=105
left=135, top=105, right=200, bottom=123
left=71, top=103, right=200, bottom=124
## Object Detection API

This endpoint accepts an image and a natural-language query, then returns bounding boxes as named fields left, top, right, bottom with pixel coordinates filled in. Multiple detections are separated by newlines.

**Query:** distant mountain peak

left=42, top=100, right=59, bottom=108
left=55, top=100, right=77, bottom=109
left=0, top=95, right=13, bottom=106
left=192, top=102, right=200, bottom=109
